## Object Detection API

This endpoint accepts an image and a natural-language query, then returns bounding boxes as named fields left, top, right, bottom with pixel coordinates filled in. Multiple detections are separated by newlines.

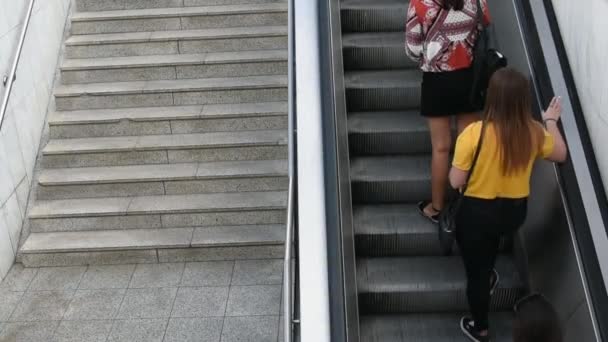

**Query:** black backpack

left=470, top=0, right=508, bottom=109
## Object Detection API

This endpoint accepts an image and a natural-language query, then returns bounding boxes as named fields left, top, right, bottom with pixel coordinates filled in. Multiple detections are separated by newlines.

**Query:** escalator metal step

left=354, top=205, right=513, bottom=256
left=344, top=70, right=421, bottom=111
left=360, top=313, right=513, bottom=342
left=357, top=256, right=524, bottom=313
left=348, top=111, right=431, bottom=155
left=341, top=0, right=409, bottom=33
left=342, top=32, right=416, bottom=70
left=351, top=156, right=431, bottom=203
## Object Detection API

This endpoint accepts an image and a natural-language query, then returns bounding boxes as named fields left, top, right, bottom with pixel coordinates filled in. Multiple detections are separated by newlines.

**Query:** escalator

left=339, top=0, right=519, bottom=340
left=290, top=0, right=608, bottom=340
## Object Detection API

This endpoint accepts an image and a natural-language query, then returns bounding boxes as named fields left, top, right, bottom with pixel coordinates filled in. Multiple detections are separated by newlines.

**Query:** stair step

left=360, top=313, right=513, bottom=342
left=342, top=32, right=416, bottom=70
left=344, top=70, right=421, bottom=111
left=21, top=224, right=283, bottom=252
left=41, top=130, right=287, bottom=168
left=37, top=159, right=287, bottom=199
left=76, top=0, right=287, bottom=13
left=49, top=102, right=287, bottom=138
left=72, top=3, right=287, bottom=34
left=351, top=156, right=430, bottom=203
left=65, top=26, right=287, bottom=58
left=19, top=224, right=284, bottom=267
left=354, top=204, right=512, bottom=257
left=357, top=256, right=524, bottom=313
left=28, top=191, right=287, bottom=233
left=61, top=50, right=287, bottom=84
left=348, top=111, right=430, bottom=155
left=54, top=75, right=287, bottom=111
left=341, top=0, right=409, bottom=33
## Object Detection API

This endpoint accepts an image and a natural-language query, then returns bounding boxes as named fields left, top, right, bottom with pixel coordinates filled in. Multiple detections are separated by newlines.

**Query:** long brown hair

left=483, top=68, right=545, bottom=176
left=444, top=0, right=464, bottom=10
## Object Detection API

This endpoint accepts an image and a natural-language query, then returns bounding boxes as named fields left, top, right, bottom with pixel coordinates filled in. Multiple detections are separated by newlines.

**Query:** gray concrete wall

left=550, top=0, right=608, bottom=197
left=0, top=0, right=71, bottom=280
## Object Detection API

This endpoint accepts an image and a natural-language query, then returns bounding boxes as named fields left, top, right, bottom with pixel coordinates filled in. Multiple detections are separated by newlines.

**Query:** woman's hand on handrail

left=542, top=96, right=568, bottom=163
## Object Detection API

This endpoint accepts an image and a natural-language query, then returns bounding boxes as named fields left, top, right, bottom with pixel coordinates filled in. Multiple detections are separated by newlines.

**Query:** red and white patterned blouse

left=405, top=0, right=491, bottom=72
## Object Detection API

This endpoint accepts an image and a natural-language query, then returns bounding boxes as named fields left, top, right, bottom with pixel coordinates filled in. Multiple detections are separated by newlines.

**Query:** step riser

left=30, top=209, right=286, bottom=233
left=341, top=8, right=408, bottom=33
left=42, top=146, right=287, bottom=168
left=356, top=235, right=513, bottom=257
left=77, top=0, right=287, bottom=12
left=66, top=36, right=287, bottom=59
left=50, top=115, right=287, bottom=138
left=349, top=132, right=431, bottom=155
left=346, top=87, right=420, bottom=111
left=62, top=61, right=287, bottom=84
left=352, top=180, right=430, bottom=204
left=55, top=88, right=287, bottom=111
left=37, top=177, right=288, bottom=200
left=358, top=289, right=523, bottom=314
left=73, top=13, right=287, bottom=35
left=343, top=47, right=418, bottom=70
left=20, top=245, right=283, bottom=267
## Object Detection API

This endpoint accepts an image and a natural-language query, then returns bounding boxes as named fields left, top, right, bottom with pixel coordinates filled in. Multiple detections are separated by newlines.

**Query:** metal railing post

left=283, top=0, right=296, bottom=340
left=0, top=0, right=36, bottom=130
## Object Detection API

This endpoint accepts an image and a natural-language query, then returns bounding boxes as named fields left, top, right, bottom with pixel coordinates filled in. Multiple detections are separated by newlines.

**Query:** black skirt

left=420, top=67, right=481, bottom=117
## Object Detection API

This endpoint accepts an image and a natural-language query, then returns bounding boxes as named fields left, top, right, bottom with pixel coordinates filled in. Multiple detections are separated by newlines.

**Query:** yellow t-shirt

left=453, top=121, right=555, bottom=199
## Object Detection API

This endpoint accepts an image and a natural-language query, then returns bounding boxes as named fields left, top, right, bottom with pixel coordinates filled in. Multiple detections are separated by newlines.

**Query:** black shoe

left=417, top=201, right=440, bottom=224
left=460, top=317, right=491, bottom=342
left=490, top=269, right=499, bottom=296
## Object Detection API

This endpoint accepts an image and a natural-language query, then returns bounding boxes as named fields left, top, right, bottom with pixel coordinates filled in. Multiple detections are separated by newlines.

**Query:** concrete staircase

left=18, top=0, right=288, bottom=267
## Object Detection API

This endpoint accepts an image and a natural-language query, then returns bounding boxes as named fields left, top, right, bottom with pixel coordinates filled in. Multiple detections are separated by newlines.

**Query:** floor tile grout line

left=50, top=265, right=89, bottom=339
left=219, top=260, right=237, bottom=342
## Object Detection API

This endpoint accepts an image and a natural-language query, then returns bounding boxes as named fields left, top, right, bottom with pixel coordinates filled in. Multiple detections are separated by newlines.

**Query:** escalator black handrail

left=514, top=0, right=608, bottom=340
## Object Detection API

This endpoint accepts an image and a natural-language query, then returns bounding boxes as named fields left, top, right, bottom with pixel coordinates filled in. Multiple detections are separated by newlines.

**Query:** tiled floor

left=0, top=259, right=284, bottom=342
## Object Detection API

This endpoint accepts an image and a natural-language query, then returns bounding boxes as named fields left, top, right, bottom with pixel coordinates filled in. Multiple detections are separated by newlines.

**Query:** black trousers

left=455, top=196, right=527, bottom=331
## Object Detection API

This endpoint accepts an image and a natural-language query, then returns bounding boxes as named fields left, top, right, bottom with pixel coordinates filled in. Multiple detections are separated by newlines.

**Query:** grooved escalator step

left=360, top=313, right=513, bottom=342
left=350, top=156, right=431, bottom=203
left=341, top=0, right=409, bottom=33
left=357, top=256, right=525, bottom=314
left=344, top=70, right=421, bottom=111
left=342, top=32, right=417, bottom=70
left=354, top=204, right=513, bottom=257
left=348, top=111, right=430, bottom=155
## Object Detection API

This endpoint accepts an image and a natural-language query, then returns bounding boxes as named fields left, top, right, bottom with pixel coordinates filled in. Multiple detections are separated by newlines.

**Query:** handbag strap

left=462, top=122, right=486, bottom=194
left=475, top=0, right=487, bottom=29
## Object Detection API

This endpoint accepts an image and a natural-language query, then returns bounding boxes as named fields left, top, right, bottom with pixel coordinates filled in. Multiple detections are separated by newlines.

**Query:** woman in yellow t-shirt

left=449, top=68, right=568, bottom=342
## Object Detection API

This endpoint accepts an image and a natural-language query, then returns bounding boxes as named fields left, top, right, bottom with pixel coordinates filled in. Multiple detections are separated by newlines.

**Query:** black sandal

left=417, top=200, right=440, bottom=224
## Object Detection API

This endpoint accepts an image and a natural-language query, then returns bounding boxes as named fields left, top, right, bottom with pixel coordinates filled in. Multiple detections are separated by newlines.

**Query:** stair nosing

left=21, top=224, right=285, bottom=253
left=38, top=160, right=287, bottom=186
left=61, top=50, right=288, bottom=71
left=42, top=129, right=287, bottom=155
left=65, top=26, right=288, bottom=46
left=49, top=102, right=287, bottom=126
left=29, top=191, right=288, bottom=219
left=54, top=75, right=287, bottom=97
left=71, top=3, right=288, bottom=22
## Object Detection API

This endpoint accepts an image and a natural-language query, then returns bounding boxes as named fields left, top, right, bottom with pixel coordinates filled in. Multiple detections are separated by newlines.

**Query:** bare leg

left=425, top=116, right=452, bottom=214
left=456, top=112, right=480, bottom=134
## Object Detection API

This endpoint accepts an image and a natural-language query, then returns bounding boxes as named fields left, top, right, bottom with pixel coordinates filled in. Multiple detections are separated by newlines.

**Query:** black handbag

left=438, top=123, right=486, bottom=255
left=470, top=0, right=507, bottom=109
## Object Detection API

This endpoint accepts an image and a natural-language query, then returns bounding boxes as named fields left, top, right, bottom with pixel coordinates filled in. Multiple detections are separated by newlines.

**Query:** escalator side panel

left=519, top=0, right=608, bottom=340
left=490, top=0, right=607, bottom=340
